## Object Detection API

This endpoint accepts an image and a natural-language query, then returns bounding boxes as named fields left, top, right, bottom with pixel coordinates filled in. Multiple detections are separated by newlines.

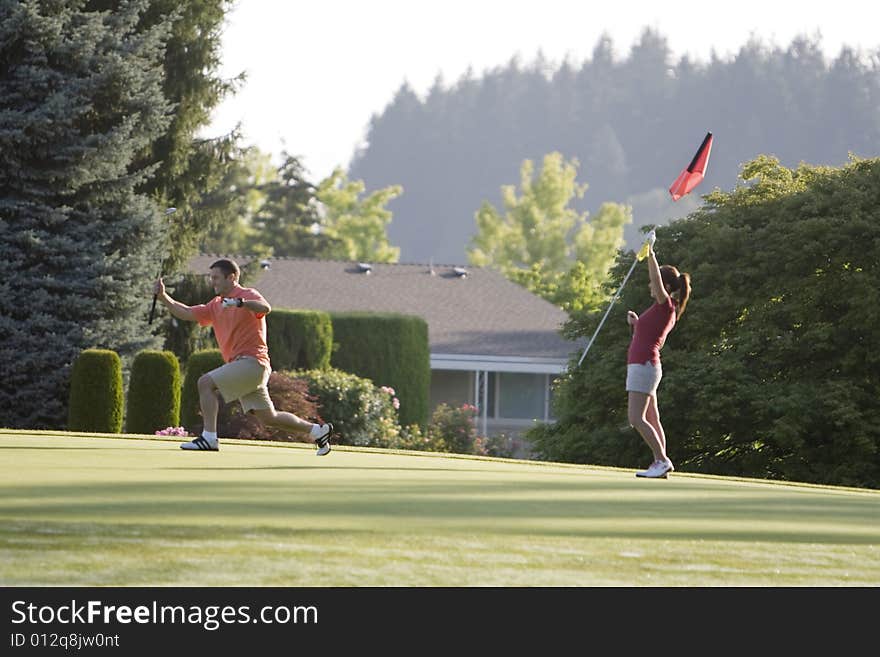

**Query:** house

left=189, top=256, right=581, bottom=439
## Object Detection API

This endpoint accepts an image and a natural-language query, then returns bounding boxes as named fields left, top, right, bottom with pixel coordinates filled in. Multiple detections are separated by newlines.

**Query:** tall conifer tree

left=86, top=0, right=240, bottom=273
left=0, top=0, right=173, bottom=428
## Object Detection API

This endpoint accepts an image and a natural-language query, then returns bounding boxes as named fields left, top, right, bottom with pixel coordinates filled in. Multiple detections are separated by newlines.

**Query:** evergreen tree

left=208, top=155, right=405, bottom=263
left=0, top=0, right=173, bottom=428
left=199, top=145, right=277, bottom=256
left=247, top=153, right=346, bottom=258
left=86, top=0, right=241, bottom=274
left=350, top=31, right=880, bottom=265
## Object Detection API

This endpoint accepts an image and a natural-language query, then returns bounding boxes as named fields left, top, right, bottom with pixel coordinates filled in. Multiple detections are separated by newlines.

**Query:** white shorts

left=208, top=357, right=274, bottom=413
left=626, top=361, right=662, bottom=395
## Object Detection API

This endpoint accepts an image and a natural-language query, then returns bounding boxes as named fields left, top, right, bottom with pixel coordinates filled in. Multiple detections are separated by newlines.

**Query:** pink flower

left=155, top=426, right=189, bottom=437
left=392, top=397, right=400, bottom=410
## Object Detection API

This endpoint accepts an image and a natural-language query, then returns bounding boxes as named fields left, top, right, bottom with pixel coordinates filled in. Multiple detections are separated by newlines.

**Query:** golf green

left=1, top=430, right=878, bottom=586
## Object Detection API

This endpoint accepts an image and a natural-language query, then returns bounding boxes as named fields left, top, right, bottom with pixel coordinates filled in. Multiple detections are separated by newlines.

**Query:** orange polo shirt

left=190, top=284, right=271, bottom=367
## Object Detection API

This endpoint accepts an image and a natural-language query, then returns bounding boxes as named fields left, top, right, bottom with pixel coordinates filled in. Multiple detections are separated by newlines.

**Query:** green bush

left=382, top=422, right=446, bottom=452
left=428, top=403, right=481, bottom=454
left=480, top=433, right=528, bottom=459
left=125, top=350, right=181, bottom=434
left=267, top=310, right=332, bottom=371
left=67, top=349, right=124, bottom=433
left=379, top=406, right=521, bottom=457
left=330, top=312, right=430, bottom=427
left=292, top=368, right=401, bottom=447
left=180, top=349, right=225, bottom=433
left=537, top=156, right=880, bottom=488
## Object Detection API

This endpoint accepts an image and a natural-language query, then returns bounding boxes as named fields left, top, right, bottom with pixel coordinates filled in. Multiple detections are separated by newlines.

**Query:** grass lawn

left=1, top=429, right=878, bottom=586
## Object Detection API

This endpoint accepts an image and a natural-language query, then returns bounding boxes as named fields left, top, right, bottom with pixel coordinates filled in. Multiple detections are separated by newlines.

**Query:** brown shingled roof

left=189, top=256, right=577, bottom=360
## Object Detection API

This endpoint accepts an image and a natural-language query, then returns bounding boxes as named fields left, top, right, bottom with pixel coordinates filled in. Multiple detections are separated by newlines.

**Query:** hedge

left=329, top=312, right=430, bottom=427
left=266, top=309, right=332, bottom=371
left=67, top=349, right=123, bottom=433
left=125, top=350, right=181, bottom=434
left=180, top=349, right=225, bottom=433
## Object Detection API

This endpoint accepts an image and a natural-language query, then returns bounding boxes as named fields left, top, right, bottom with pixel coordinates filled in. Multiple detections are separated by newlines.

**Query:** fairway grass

left=1, top=430, right=878, bottom=586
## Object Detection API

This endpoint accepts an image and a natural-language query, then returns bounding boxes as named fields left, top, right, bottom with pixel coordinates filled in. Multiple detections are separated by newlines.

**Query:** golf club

left=148, top=207, right=177, bottom=325
left=577, top=230, right=655, bottom=367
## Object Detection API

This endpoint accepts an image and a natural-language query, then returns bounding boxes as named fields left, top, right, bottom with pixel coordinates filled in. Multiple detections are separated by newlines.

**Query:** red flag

left=669, top=131, right=713, bottom=201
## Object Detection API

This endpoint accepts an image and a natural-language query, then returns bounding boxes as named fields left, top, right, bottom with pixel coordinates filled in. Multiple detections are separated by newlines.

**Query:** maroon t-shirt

left=627, top=297, right=676, bottom=365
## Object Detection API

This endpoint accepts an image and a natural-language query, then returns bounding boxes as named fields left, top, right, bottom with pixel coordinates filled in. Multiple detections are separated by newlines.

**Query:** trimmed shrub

left=292, top=368, right=401, bottom=447
left=266, top=310, right=332, bottom=371
left=180, top=349, right=225, bottom=433
left=125, top=350, right=181, bottom=434
left=67, top=349, right=124, bottom=433
left=222, top=371, right=320, bottom=442
left=330, top=312, right=430, bottom=427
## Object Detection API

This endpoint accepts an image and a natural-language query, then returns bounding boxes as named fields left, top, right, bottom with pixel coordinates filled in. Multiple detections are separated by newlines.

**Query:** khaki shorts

left=626, top=361, right=663, bottom=395
left=208, top=357, right=274, bottom=413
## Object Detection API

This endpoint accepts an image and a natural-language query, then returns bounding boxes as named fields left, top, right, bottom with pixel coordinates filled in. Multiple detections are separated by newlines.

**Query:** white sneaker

left=636, top=459, right=673, bottom=478
left=310, top=423, right=333, bottom=456
left=180, top=435, right=219, bottom=451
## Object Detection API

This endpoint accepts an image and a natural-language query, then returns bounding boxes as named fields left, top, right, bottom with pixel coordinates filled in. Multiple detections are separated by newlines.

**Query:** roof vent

left=452, top=266, right=468, bottom=278
left=357, top=262, right=373, bottom=274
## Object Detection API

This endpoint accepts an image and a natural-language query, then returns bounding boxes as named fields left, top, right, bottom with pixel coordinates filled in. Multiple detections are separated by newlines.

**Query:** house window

left=431, top=370, right=557, bottom=425
left=430, top=370, right=473, bottom=409
left=497, top=372, right=546, bottom=420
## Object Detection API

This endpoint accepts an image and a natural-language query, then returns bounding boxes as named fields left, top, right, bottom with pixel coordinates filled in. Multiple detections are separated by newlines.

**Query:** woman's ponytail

left=676, top=272, right=691, bottom=318
left=659, top=265, right=691, bottom=318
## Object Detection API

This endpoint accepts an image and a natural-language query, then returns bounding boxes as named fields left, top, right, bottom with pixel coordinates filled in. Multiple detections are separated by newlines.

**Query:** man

left=153, top=258, right=333, bottom=455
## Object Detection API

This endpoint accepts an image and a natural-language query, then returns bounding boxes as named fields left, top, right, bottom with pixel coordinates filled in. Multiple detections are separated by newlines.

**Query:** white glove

left=221, top=297, right=243, bottom=308
left=647, top=230, right=657, bottom=247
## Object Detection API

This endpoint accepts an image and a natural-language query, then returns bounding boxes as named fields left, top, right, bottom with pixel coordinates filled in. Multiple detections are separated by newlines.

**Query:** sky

left=204, top=0, right=880, bottom=182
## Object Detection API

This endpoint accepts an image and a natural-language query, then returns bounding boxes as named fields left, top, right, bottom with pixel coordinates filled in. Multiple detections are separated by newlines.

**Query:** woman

left=625, top=235, right=691, bottom=478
